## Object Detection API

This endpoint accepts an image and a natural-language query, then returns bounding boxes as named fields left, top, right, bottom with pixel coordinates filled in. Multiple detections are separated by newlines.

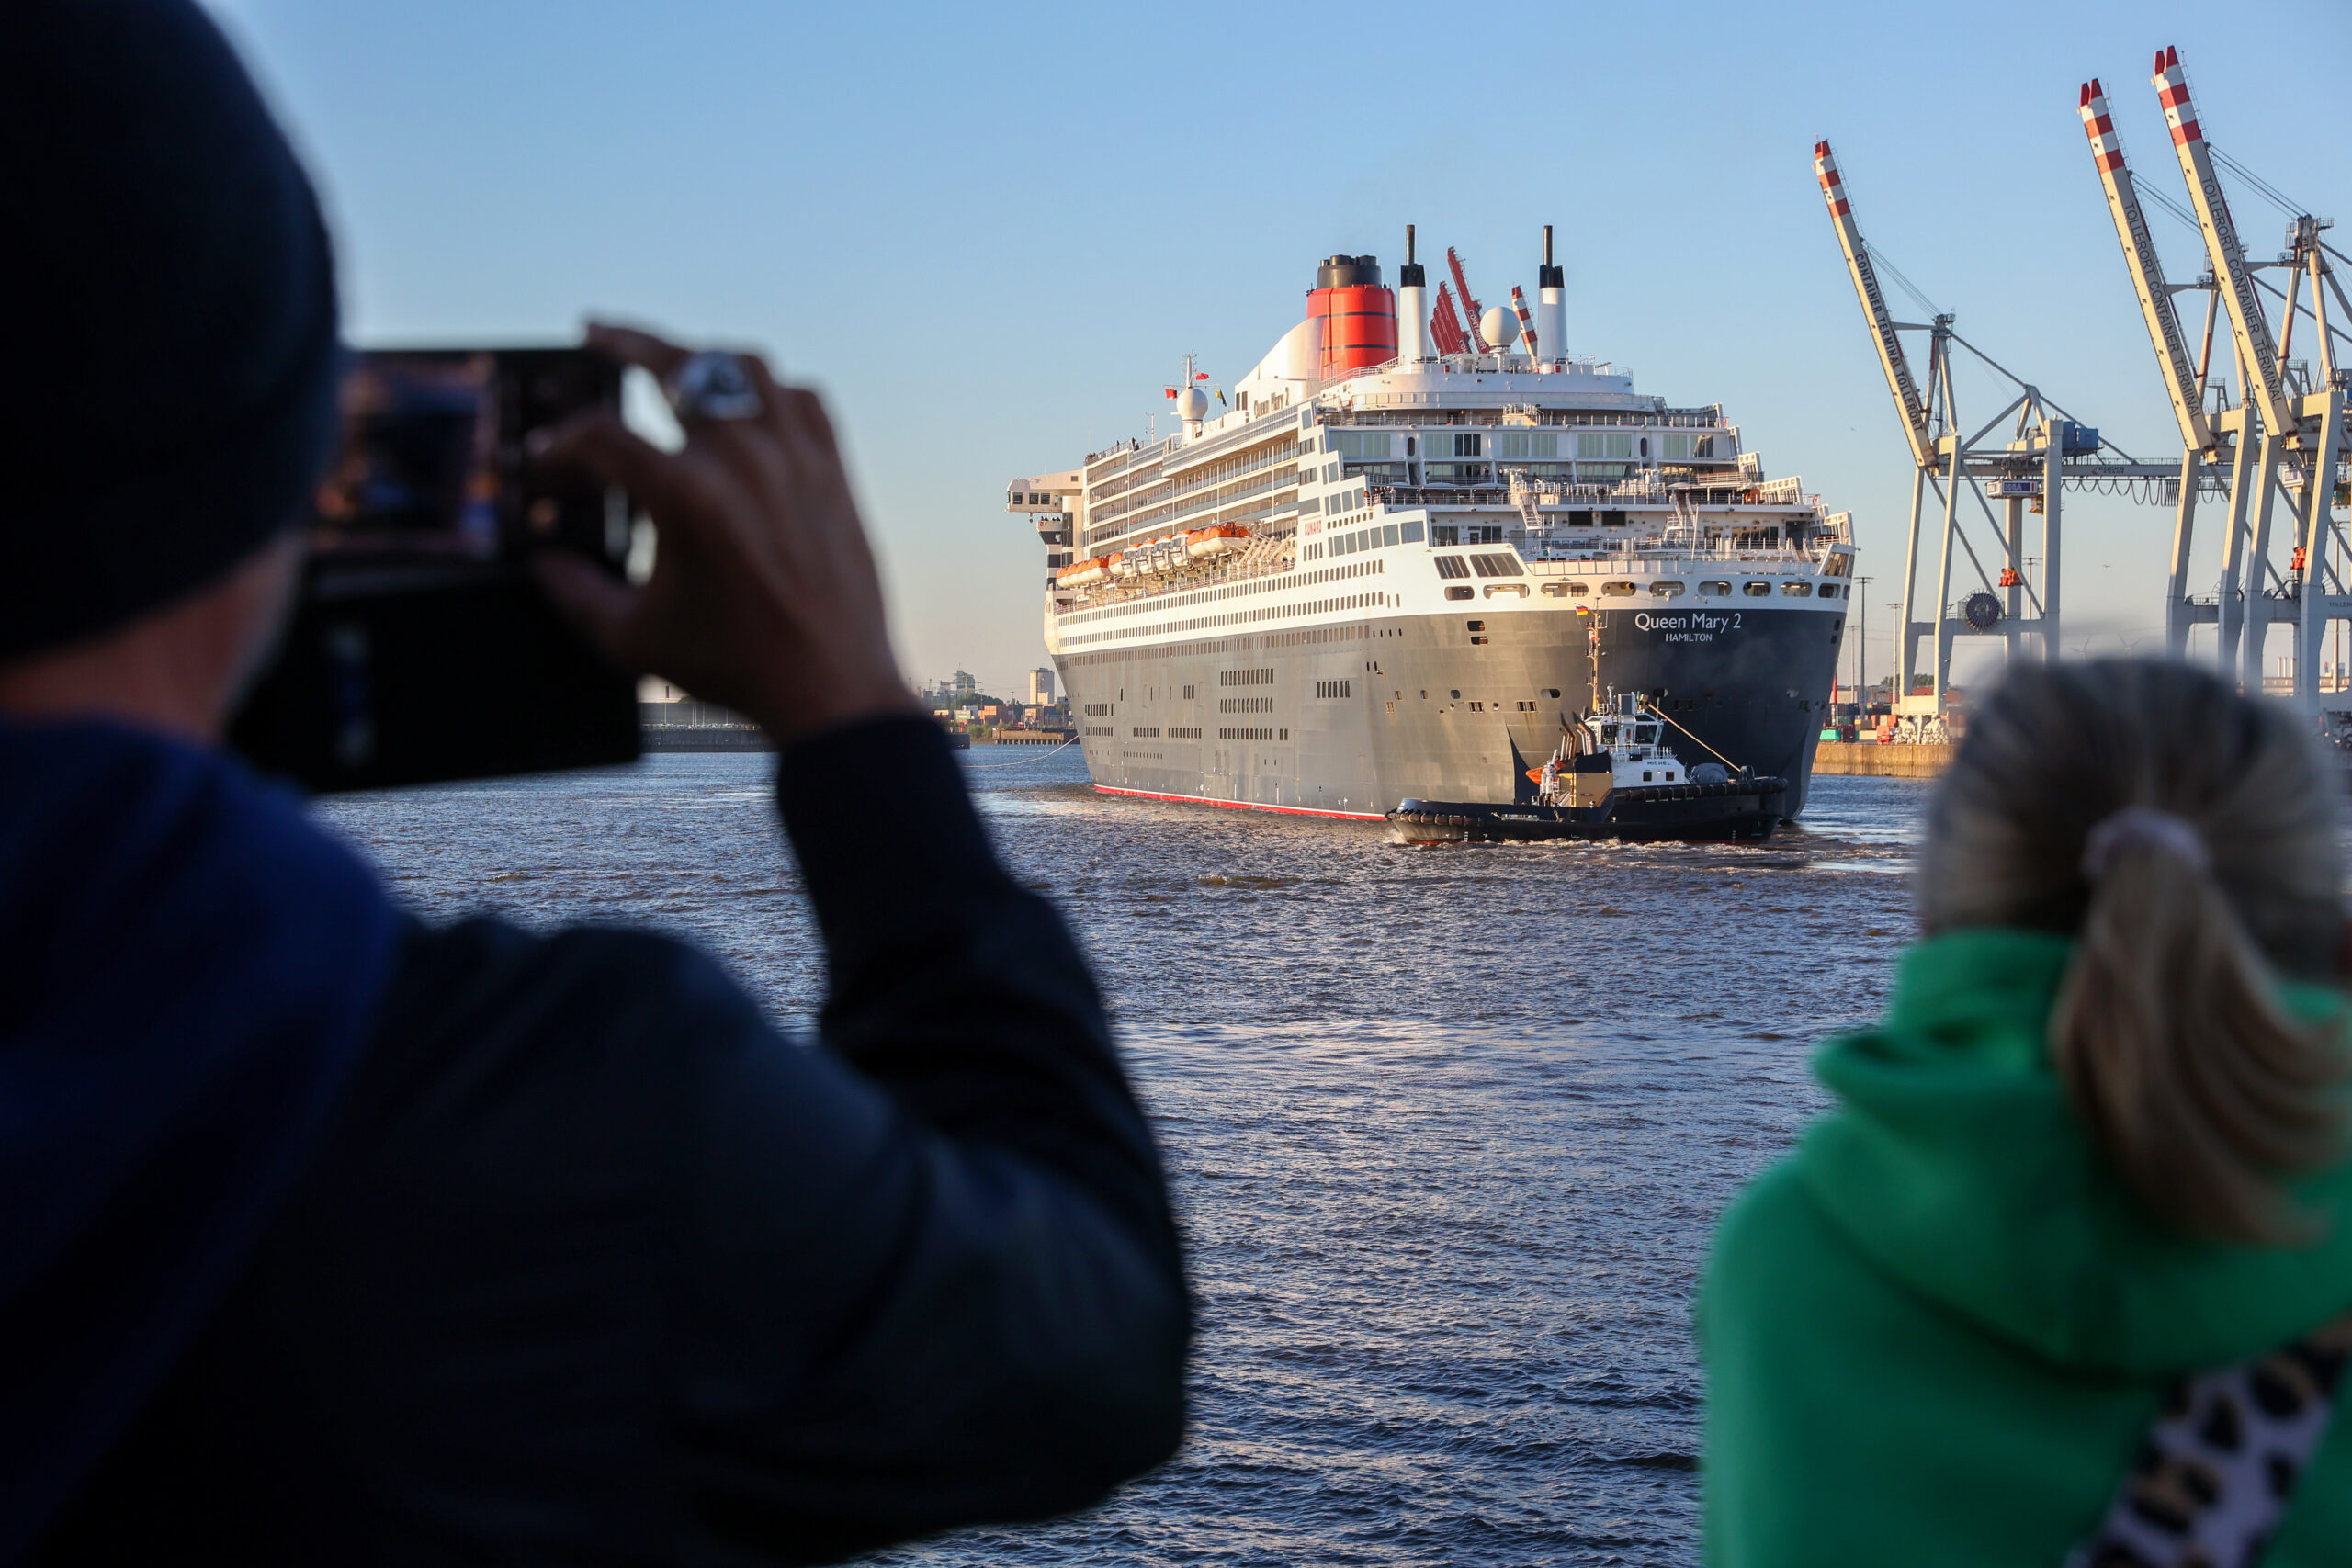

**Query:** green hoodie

left=1699, top=928, right=2352, bottom=1564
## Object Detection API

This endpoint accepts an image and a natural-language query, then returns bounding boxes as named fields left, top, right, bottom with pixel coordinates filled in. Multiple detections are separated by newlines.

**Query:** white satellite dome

left=1175, top=386, right=1209, bottom=421
left=1479, top=306, right=1517, bottom=352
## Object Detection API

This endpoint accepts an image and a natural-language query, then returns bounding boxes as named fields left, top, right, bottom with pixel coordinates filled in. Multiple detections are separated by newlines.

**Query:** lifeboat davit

left=1057, top=556, right=1112, bottom=589
left=1109, top=549, right=1144, bottom=580
left=1186, top=523, right=1250, bottom=559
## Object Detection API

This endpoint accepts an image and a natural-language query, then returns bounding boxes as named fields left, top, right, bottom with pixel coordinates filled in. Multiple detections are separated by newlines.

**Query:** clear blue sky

left=203, top=0, right=2348, bottom=698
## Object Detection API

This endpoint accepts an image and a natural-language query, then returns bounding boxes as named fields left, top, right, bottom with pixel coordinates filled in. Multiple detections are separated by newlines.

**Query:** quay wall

left=972, top=730, right=1076, bottom=746
left=1811, top=741, right=1951, bottom=779
left=641, top=724, right=768, bottom=754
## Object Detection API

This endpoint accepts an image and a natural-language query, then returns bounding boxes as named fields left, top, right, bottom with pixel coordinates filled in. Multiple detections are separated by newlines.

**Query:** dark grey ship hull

left=1058, top=604, right=1843, bottom=820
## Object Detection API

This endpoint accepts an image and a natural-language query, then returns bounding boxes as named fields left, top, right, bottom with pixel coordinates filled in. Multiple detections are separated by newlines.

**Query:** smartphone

left=229, top=346, right=641, bottom=791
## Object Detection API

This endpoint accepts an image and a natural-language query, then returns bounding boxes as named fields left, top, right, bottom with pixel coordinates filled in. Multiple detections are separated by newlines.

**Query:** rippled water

left=315, top=747, right=1932, bottom=1566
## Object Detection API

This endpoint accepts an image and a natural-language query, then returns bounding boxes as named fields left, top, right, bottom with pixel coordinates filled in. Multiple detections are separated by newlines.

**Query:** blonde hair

left=1916, top=659, right=2347, bottom=1242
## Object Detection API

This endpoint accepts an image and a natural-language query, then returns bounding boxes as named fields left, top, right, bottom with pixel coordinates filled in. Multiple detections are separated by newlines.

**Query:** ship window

left=1699, top=581, right=1732, bottom=596
left=1817, top=583, right=1840, bottom=599
left=1637, top=726, right=1659, bottom=743
left=1465, top=620, right=1485, bottom=631
left=1402, top=521, right=1425, bottom=543
left=1433, top=556, right=1470, bottom=580
left=1601, top=581, right=1637, bottom=597
left=1781, top=581, right=1812, bottom=597
left=1452, top=433, right=1482, bottom=457
left=1496, top=431, right=1559, bottom=458
left=1576, top=432, right=1634, bottom=460
left=1446, top=585, right=1473, bottom=600
left=1650, top=581, right=1686, bottom=599
left=1544, top=688, right=1561, bottom=698
left=1566, top=582, right=1589, bottom=596
left=1639, top=437, right=1650, bottom=458
left=1662, top=434, right=1691, bottom=462
left=1541, top=582, right=1569, bottom=597
left=1431, top=525, right=1460, bottom=546
left=1450, top=689, right=1462, bottom=699
left=1381, top=524, right=1400, bottom=547
left=1743, top=581, right=1771, bottom=597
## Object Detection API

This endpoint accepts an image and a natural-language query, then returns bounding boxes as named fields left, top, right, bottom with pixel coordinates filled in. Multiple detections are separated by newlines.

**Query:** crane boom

left=1430, top=282, right=1469, bottom=355
left=1509, top=285, right=1541, bottom=360
left=1812, top=141, right=1936, bottom=469
left=2078, top=79, right=2214, bottom=454
left=1446, top=247, right=1487, bottom=350
left=2154, top=46, right=2293, bottom=435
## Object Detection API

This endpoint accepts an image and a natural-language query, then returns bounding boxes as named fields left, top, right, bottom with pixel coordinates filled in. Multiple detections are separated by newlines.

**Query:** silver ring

left=666, top=351, right=763, bottom=423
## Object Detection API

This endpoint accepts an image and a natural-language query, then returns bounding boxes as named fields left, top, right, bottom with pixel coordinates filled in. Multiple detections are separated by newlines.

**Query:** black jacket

left=28, top=716, right=1188, bottom=1564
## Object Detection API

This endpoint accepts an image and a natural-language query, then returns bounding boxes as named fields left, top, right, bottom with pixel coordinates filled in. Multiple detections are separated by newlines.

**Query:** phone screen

left=229, top=346, right=641, bottom=792
left=313, top=349, right=623, bottom=573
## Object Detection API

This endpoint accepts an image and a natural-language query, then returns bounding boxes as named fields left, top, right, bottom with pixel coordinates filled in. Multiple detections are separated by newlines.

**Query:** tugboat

left=1385, top=610, right=1787, bottom=843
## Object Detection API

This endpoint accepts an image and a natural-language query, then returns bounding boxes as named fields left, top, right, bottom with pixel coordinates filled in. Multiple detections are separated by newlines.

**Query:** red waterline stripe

left=1091, top=784, right=1385, bottom=821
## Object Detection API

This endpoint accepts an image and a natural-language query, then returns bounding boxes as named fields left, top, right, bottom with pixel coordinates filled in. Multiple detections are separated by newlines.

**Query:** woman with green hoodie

left=1701, top=660, right=2352, bottom=1566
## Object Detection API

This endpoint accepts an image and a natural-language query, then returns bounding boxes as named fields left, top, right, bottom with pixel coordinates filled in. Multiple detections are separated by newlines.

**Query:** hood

left=1798, top=928, right=2352, bottom=1376
left=0, top=717, right=399, bottom=1559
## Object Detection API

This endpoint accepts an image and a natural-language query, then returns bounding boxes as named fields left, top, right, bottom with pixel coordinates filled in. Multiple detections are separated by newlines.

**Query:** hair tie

left=2083, top=807, right=2211, bottom=880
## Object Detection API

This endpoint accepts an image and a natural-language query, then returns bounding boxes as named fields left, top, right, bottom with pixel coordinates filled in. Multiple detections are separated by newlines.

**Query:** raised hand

left=531, top=321, right=916, bottom=743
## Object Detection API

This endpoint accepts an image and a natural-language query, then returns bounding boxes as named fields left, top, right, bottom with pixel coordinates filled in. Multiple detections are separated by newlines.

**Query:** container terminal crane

left=1006, top=227, right=1853, bottom=829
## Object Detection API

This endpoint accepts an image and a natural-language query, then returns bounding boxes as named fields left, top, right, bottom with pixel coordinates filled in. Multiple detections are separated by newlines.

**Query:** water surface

left=318, top=749, right=1930, bottom=1565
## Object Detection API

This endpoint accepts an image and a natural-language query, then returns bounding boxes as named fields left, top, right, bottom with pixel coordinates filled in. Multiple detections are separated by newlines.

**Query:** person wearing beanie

left=0, top=3, right=1187, bottom=1562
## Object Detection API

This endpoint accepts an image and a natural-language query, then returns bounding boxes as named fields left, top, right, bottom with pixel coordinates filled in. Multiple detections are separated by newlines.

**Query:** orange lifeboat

left=1185, top=523, right=1251, bottom=560
left=1056, top=556, right=1112, bottom=589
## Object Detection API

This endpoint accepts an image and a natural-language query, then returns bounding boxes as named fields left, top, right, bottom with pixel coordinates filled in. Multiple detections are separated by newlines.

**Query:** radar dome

left=1176, top=387, right=1209, bottom=421
left=1479, top=306, right=1517, bottom=351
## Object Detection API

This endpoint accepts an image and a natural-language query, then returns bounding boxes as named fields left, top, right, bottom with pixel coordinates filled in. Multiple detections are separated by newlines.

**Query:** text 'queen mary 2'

left=1007, top=231, right=1854, bottom=821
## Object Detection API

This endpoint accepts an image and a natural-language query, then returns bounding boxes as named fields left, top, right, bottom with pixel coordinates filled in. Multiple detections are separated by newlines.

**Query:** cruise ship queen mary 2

left=1007, top=229, right=1854, bottom=820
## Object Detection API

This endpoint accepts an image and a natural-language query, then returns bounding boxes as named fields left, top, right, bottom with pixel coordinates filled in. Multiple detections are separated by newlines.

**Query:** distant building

left=1025, top=667, right=1056, bottom=705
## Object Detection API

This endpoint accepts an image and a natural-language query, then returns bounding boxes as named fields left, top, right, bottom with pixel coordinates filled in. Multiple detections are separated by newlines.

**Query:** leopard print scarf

left=2067, top=1311, right=2352, bottom=1568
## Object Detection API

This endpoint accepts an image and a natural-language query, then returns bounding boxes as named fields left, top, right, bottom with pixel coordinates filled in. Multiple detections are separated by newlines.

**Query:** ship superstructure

left=1008, top=232, right=1853, bottom=820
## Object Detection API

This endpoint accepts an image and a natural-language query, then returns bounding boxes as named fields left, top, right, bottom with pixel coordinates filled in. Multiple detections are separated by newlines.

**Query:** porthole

left=1699, top=581, right=1731, bottom=596
left=1781, top=581, right=1813, bottom=598
left=1742, top=582, right=1771, bottom=597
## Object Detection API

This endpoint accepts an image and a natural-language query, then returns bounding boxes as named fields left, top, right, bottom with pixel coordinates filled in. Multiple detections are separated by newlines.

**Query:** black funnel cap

left=1317, top=254, right=1382, bottom=288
